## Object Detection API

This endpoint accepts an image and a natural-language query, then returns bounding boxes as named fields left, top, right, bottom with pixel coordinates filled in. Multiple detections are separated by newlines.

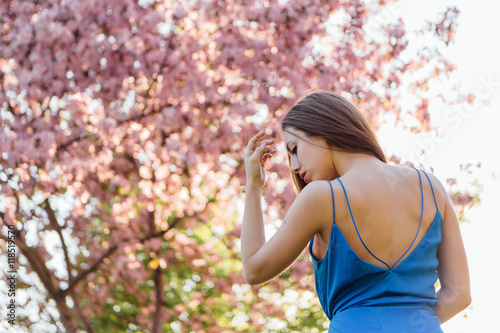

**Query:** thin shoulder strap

left=336, top=178, right=391, bottom=270
left=420, top=169, right=439, bottom=212
left=327, top=180, right=336, bottom=225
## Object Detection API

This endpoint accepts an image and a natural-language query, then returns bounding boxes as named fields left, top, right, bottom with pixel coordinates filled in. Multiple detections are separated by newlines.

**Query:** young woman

left=242, top=91, right=470, bottom=332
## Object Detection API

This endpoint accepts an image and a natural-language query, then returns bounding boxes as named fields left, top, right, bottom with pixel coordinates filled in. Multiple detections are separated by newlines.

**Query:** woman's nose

left=290, top=157, right=300, bottom=173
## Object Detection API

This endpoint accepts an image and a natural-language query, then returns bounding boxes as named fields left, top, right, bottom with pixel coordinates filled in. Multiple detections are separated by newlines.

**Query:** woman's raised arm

left=241, top=131, right=330, bottom=285
left=241, top=180, right=331, bottom=285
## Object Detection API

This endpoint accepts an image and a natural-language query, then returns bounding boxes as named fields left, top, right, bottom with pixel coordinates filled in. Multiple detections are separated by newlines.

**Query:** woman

left=242, top=91, right=470, bottom=332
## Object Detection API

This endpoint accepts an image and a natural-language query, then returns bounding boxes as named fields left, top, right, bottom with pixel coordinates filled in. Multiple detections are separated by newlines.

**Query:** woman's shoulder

left=374, top=164, right=446, bottom=192
left=379, top=165, right=449, bottom=214
left=415, top=169, right=448, bottom=215
left=297, top=180, right=342, bottom=214
left=299, top=179, right=350, bottom=221
left=299, top=180, right=337, bottom=199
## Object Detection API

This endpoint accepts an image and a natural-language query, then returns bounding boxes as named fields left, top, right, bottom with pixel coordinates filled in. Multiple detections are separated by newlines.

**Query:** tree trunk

left=53, top=292, right=80, bottom=333
left=152, top=267, right=164, bottom=333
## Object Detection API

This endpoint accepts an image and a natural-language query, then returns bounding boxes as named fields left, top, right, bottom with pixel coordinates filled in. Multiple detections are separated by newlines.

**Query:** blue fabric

left=309, top=168, right=443, bottom=332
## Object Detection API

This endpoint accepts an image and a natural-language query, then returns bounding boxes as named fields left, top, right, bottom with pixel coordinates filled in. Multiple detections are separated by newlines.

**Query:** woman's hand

left=243, top=131, right=276, bottom=189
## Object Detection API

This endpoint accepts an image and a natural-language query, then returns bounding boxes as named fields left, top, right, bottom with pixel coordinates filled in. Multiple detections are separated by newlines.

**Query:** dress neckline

left=311, top=210, right=442, bottom=271
left=331, top=210, right=441, bottom=271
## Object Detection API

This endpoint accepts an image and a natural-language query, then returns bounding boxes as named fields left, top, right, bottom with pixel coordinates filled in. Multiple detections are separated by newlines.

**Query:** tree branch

left=43, top=199, right=73, bottom=281
left=69, top=288, right=96, bottom=333
left=0, top=232, right=59, bottom=298
left=43, top=199, right=96, bottom=332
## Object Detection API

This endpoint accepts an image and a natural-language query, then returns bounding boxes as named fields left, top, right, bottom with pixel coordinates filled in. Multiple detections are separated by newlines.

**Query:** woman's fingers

left=256, top=139, right=275, bottom=150
left=244, top=131, right=276, bottom=187
left=252, top=130, right=265, bottom=141
left=245, top=132, right=264, bottom=156
left=259, top=148, right=276, bottom=166
left=245, top=131, right=275, bottom=157
left=247, top=131, right=265, bottom=149
left=245, top=131, right=276, bottom=175
left=252, top=141, right=268, bottom=159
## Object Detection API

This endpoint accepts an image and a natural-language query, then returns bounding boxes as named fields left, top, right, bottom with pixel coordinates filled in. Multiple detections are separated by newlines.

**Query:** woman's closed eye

left=291, top=146, right=297, bottom=155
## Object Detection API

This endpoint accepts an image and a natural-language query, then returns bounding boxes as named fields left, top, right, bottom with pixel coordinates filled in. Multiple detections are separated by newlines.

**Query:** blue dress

left=309, top=168, right=443, bottom=332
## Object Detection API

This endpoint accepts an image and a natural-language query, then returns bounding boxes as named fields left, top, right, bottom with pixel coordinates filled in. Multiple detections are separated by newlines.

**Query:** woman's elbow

left=437, top=282, right=471, bottom=306
left=243, top=275, right=261, bottom=286
left=456, top=284, right=472, bottom=310
left=243, top=268, right=264, bottom=285
left=461, top=290, right=472, bottom=309
left=443, top=287, right=472, bottom=312
left=243, top=262, right=271, bottom=285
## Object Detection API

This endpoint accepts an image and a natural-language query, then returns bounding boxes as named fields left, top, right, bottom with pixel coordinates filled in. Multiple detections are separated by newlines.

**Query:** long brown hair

left=282, top=91, right=387, bottom=192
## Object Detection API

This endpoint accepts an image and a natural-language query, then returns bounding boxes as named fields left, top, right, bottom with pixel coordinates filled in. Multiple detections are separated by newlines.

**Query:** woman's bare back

left=313, top=165, right=444, bottom=269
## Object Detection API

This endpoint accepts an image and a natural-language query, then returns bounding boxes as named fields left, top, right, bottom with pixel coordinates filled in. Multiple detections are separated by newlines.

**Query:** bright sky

left=377, top=0, right=500, bottom=331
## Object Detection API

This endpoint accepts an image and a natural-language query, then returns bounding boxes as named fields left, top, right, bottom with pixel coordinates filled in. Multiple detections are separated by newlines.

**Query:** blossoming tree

left=0, top=0, right=474, bottom=331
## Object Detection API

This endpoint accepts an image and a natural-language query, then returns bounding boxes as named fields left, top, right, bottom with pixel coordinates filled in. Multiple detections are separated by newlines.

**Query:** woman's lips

left=300, top=172, right=308, bottom=183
